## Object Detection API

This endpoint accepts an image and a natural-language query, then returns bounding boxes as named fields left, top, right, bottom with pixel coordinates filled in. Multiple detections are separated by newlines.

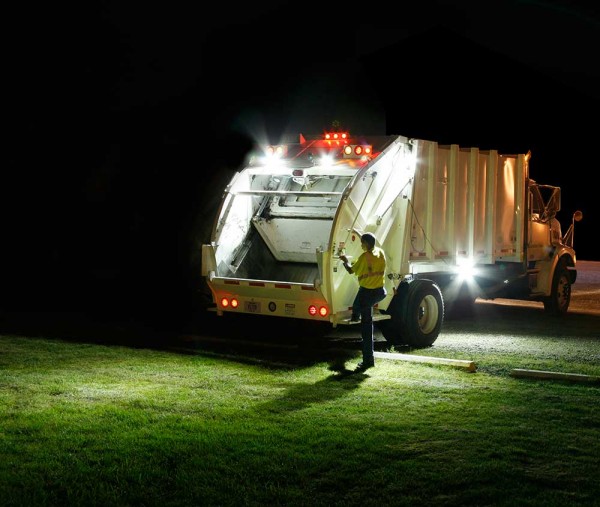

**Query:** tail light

left=220, top=297, right=239, bottom=308
left=308, top=305, right=329, bottom=317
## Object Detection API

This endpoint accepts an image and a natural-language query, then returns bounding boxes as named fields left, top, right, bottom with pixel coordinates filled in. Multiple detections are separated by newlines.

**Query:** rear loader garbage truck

left=201, top=131, right=582, bottom=348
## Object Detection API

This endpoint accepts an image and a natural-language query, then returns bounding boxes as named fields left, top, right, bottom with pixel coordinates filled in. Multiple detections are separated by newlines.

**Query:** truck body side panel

left=407, top=144, right=527, bottom=273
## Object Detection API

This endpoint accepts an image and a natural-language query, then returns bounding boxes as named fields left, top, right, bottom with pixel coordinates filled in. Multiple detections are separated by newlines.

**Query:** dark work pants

left=353, top=286, right=387, bottom=365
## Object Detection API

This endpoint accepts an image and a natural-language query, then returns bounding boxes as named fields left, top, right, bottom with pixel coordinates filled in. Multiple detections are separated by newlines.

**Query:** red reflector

left=292, top=169, right=304, bottom=177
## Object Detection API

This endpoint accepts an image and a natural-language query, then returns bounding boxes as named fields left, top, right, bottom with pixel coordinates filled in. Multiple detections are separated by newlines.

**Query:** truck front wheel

left=543, top=260, right=571, bottom=315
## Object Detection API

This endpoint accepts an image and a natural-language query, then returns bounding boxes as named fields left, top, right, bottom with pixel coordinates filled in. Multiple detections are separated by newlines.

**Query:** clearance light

left=325, top=132, right=349, bottom=141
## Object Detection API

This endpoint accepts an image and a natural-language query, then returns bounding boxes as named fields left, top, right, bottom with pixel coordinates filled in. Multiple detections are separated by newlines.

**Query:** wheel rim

left=418, top=294, right=440, bottom=334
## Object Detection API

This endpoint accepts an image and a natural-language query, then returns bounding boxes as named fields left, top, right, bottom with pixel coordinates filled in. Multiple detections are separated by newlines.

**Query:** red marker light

left=325, top=132, right=349, bottom=141
left=319, top=306, right=328, bottom=317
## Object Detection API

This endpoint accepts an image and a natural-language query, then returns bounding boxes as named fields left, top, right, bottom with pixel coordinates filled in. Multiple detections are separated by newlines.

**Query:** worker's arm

left=339, top=255, right=353, bottom=274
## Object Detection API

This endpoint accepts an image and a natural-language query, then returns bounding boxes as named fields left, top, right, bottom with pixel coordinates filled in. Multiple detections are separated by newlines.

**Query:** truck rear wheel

left=543, top=259, right=571, bottom=315
left=378, top=279, right=444, bottom=348
left=404, top=279, right=444, bottom=347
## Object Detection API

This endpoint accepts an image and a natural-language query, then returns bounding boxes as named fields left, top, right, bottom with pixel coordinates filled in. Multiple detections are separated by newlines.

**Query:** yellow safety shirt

left=349, top=247, right=386, bottom=289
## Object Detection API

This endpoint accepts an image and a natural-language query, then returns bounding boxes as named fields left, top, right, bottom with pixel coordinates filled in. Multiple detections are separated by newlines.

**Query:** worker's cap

left=361, top=233, right=376, bottom=250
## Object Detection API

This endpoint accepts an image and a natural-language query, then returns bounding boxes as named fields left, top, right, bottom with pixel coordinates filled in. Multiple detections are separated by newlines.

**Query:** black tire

left=543, top=259, right=571, bottom=315
left=377, top=279, right=444, bottom=348
left=403, top=279, right=444, bottom=347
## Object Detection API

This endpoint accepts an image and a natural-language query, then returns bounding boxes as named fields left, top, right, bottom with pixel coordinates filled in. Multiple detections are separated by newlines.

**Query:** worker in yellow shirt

left=340, top=232, right=387, bottom=371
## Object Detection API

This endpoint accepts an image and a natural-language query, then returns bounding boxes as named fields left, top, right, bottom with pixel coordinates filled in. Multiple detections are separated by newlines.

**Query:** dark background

left=3, top=1, right=599, bottom=330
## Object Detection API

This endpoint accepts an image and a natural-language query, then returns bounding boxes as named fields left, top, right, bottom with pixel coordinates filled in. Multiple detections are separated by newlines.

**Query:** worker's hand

left=339, top=255, right=348, bottom=263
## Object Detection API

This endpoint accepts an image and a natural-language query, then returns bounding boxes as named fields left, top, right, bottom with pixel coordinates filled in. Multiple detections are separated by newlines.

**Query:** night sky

left=4, top=1, right=599, bottom=326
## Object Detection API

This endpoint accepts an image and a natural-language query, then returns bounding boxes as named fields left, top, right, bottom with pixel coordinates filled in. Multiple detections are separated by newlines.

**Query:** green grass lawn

left=1, top=328, right=599, bottom=507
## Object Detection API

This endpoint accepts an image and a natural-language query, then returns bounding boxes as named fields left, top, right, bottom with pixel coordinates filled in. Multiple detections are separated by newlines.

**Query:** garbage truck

left=201, top=131, right=582, bottom=348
